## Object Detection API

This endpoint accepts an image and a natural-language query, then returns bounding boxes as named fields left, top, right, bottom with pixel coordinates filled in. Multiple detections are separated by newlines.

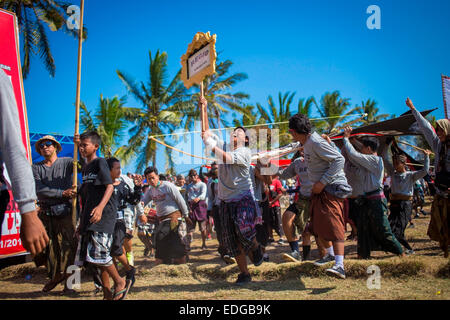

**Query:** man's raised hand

left=406, top=98, right=415, bottom=111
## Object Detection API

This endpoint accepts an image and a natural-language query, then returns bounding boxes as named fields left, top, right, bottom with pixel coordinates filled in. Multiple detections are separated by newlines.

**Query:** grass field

left=0, top=197, right=449, bottom=300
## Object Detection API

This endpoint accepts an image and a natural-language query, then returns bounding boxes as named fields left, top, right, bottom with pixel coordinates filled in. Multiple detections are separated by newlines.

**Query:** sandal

left=42, top=274, right=67, bottom=293
left=113, top=284, right=129, bottom=301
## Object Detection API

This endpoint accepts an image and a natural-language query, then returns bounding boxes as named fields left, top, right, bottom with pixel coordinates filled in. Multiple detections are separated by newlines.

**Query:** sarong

left=218, top=193, right=258, bottom=257
left=357, top=192, right=403, bottom=258
left=310, top=191, right=346, bottom=241
left=427, top=194, right=449, bottom=253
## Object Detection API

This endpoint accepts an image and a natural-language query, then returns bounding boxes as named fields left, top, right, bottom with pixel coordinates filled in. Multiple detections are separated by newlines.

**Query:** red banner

left=0, top=9, right=31, bottom=258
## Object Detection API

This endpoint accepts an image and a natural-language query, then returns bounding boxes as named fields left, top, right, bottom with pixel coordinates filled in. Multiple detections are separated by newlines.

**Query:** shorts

left=111, top=220, right=126, bottom=257
left=154, top=218, right=187, bottom=262
left=286, top=195, right=311, bottom=234
left=75, top=231, right=113, bottom=267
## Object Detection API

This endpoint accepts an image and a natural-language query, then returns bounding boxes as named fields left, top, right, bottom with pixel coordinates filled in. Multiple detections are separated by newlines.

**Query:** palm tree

left=80, top=94, right=135, bottom=159
left=1, top=0, right=87, bottom=78
left=184, top=58, right=249, bottom=131
left=116, top=50, right=190, bottom=172
left=257, top=92, right=297, bottom=147
left=355, top=99, right=389, bottom=126
left=315, top=91, right=358, bottom=134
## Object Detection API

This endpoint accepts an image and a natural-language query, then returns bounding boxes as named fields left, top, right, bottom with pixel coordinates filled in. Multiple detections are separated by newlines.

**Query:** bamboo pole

left=200, top=81, right=209, bottom=133
left=72, top=0, right=85, bottom=228
left=397, top=140, right=434, bottom=155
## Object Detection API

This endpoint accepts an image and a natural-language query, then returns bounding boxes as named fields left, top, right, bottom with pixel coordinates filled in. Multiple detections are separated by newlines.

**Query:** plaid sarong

left=75, top=231, right=113, bottom=267
left=218, top=193, right=258, bottom=257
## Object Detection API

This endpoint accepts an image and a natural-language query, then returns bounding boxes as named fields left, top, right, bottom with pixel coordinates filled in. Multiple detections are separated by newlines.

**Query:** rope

left=151, top=136, right=299, bottom=162
left=150, top=136, right=215, bottom=161
left=149, top=113, right=368, bottom=139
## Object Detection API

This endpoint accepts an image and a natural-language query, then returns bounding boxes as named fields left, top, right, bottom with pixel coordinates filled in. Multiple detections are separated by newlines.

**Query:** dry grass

left=0, top=196, right=449, bottom=300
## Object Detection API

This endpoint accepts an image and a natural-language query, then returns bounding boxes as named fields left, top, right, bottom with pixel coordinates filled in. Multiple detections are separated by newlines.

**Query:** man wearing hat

left=32, top=135, right=78, bottom=294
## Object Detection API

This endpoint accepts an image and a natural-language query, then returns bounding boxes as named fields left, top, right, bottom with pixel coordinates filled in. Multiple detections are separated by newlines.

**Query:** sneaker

left=405, top=249, right=415, bottom=255
left=282, top=251, right=302, bottom=263
left=277, top=239, right=285, bottom=245
left=421, top=210, right=427, bottom=216
left=223, top=255, right=236, bottom=265
left=414, top=213, right=420, bottom=219
left=126, top=252, right=134, bottom=266
left=251, top=245, right=264, bottom=267
left=263, top=254, right=269, bottom=262
left=235, top=273, right=252, bottom=285
left=325, top=265, right=346, bottom=279
left=313, top=254, right=335, bottom=266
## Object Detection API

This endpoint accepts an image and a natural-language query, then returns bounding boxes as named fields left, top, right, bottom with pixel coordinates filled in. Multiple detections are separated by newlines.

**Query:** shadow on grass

left=130, top=278, right=336, bottom=296
left=0, top=288, right=88, bottom=300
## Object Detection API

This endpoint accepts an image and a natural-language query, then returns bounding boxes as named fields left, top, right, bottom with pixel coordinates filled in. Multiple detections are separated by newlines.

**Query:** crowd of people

left=1, top=67, right=449, bottom=299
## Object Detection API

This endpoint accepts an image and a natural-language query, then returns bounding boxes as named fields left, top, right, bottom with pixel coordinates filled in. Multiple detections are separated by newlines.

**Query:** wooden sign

left=181, top=32, right=217, bottom=133
left=181, top=32, right=217, bottom=89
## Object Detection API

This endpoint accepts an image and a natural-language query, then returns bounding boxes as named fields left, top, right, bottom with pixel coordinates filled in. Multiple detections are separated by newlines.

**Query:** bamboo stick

left=397, top=140, right=434, bottom=155
left=72, top=0, right=85, bottom=228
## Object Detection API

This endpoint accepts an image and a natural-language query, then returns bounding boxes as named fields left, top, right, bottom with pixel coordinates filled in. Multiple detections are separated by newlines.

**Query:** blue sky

left=23, top=0, right=450, bottom=174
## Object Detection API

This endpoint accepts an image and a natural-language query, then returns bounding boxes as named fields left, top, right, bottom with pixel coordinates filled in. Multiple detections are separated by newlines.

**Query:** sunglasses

left=39, top=141, right=54, bottom=149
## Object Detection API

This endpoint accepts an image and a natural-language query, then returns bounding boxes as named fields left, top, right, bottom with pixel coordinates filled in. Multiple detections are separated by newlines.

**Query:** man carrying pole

left=72, top=0, right=85, bottom=228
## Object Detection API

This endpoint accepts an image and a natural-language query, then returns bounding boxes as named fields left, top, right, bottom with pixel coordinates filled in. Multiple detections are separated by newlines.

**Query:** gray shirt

left=0, top=70, right=36, bottom=214
left=382, top=149, right=430, bottom=197
left=342, top=137, right=384, bottom=193
left=142, top=181, right=189, bottom=218
left=32, top=157, right=73, bottom=206
left=303, top=132, right=347, bottom=187
left=186, top=181, right=207, bottom=202
left=277, top=157, right=312, bottom=197
left=217, top=144, right=253, bottom=202
left=206, top=178, right=220, bottom=210
left=249, top=166, right=264, bottom=202
left=342, top=144, right=365, bottom=197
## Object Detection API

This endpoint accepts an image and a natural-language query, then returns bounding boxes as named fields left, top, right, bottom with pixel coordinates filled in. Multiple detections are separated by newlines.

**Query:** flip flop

left=42, top=275, right=66, bottom=293
left=113, top=285, right=129, bottom=301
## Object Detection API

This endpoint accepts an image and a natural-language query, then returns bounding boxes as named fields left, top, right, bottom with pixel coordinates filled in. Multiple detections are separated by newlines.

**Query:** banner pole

left=442, top=74, right=449, bottom=119
left=72, top=0, right=85, bottom=228
left=200, top=81, right=207, bottom=133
